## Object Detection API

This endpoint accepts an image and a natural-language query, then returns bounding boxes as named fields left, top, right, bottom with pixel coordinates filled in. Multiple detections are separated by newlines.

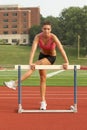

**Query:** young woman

left=4, top=21, right=69, bottom=110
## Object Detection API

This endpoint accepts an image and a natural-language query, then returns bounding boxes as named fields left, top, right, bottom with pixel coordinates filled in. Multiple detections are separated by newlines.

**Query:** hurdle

left=17, top=65, right=80, bottom=113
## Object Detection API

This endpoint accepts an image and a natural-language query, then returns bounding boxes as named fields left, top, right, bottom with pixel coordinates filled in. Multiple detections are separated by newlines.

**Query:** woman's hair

left=42, top=21, right=51, bottom=26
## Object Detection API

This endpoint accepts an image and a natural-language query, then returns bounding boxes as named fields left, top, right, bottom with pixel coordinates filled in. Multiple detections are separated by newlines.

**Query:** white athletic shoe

left=40, top=101, right=47, bottom=110
left=4, top=80, right=16, bottom=90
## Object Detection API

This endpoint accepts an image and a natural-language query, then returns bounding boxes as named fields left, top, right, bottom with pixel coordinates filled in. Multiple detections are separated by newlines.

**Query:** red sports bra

left=39, top=33, right=56, bottom=50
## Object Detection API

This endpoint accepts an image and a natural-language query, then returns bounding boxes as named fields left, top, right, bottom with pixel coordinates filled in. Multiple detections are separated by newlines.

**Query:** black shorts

left=38, top=52, right=56, bottom=64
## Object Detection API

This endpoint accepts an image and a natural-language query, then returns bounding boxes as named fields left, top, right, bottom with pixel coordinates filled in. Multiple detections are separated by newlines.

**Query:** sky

left=0, top=0, right=87, bottom=17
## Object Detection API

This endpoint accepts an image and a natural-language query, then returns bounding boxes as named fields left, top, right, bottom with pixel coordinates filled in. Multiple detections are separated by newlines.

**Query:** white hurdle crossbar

left=15, top=64, right=80, bottom=70
left=17, top=65, right=80, bottom=113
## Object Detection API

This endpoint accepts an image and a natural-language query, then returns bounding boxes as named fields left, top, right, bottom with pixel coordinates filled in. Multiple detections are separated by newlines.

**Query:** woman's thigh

left=35, top=58, right=51, bottom=65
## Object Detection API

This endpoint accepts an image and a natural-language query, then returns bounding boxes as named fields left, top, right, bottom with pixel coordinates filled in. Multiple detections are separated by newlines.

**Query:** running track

left=0, top=86, right=87, bottom=130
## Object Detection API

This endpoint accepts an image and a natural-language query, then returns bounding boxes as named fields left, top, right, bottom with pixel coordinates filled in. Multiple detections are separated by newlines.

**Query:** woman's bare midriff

left=41, top=49, right=56, bottom=56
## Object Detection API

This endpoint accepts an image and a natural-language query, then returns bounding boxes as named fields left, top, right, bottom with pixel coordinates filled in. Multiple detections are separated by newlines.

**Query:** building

left=0, top=5, right=40, bottom=45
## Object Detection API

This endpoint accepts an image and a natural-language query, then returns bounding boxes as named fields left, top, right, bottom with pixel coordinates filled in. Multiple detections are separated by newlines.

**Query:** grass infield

left=0, top=69, right=87, bottom=86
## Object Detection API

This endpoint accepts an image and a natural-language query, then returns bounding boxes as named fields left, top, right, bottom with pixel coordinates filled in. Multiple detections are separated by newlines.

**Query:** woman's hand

left=62, top=62, right=69, bottom=70
left=30, top=64, right=36, bottom=70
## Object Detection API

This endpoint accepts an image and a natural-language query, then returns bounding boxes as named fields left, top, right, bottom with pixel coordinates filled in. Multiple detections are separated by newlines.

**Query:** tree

left=59, top=6, right=87, bottom=46
left=29, top=14, right=44, bottom=45
left=29, top=25, right=41, bottom=45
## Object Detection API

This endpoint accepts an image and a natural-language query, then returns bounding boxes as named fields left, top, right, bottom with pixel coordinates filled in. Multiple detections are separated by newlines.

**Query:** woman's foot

left=40, top=101, right=47, bottom=110
left=3, top=80, right=16, bottom=90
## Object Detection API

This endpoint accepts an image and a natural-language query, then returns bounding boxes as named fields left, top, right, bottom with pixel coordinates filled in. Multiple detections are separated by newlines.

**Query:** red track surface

left=0, top=86, right=87, bottom=130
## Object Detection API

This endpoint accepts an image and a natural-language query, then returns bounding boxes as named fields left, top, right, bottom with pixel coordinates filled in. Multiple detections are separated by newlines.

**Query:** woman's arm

left=29, top=35, right=39, bottom=65
left=53, top=34, right=69, bottom=68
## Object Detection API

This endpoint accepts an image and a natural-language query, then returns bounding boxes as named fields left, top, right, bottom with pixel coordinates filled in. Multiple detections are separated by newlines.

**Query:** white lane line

left=47, top=70, right=65, bottom=78
left=0, top=93, right=87, bottom=96
left=0, top=97, right=87, bottom=100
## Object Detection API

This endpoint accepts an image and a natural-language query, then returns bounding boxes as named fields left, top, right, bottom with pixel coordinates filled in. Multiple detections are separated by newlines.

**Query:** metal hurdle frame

left=17, top=65, right=80, bottom=113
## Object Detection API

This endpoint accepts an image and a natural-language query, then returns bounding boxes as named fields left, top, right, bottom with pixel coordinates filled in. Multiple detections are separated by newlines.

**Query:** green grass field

left=0, top=45, right=87, bottom=87
left=0, top=69, right=87, bottom=86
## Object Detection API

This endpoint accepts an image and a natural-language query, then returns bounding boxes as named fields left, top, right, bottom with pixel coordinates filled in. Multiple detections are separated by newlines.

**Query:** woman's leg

left=15, top=69, right=34, bottom=85
left=35, top=58, right=51, bottom=109
left=35, top=58, right=51, bottom=102
left=4, top=68, right=35, bottom=89
left=4, top=58, right=51, bottom=92
left=39, top=69, right=47, bottom=102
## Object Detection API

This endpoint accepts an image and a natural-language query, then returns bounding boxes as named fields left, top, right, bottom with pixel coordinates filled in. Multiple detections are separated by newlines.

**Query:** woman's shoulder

left=33, top=33, right=42, bottom=42
left=50, top=33, right=58, bottom=40
left=51, top=33, right=57, bottom=37
left=35, top=33, right=42, bottom=38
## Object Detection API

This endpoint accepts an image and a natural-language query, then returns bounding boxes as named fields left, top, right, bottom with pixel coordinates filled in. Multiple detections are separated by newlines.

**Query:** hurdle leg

left=18, top=65, right=22, bottom=113
left=74, top=65, right=77, bottom=112
left=70, top=66, right=77, bottom=112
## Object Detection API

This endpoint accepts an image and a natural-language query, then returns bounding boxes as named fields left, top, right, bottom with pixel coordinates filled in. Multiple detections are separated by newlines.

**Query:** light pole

left=77, top=35, right=80, bottom=59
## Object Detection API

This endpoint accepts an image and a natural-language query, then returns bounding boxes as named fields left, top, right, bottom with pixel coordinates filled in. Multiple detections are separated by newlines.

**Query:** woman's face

left=42, top=25, right=51, bottom=36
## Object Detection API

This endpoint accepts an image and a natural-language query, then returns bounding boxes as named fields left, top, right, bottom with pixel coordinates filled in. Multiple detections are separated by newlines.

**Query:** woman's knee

left=40, top=73, right=46, bottom=82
